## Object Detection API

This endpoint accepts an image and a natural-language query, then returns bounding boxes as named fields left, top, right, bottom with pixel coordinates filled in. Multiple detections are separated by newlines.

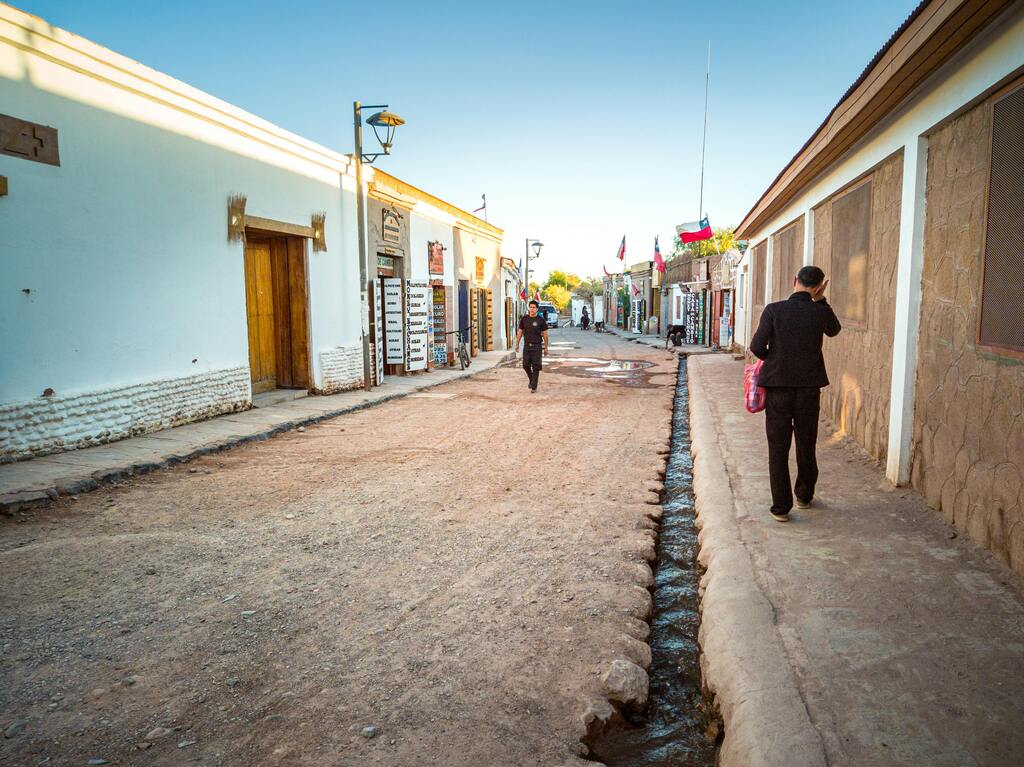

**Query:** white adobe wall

left=409, top=203, right=456, bottom=283
left=737, top=5, right=1024, bottom=482
left=0, top=7, right=362, bottom=458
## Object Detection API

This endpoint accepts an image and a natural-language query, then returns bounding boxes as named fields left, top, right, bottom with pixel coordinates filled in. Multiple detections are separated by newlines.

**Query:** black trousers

left=765, top=386, right=821, bottom=514
left=522, top=345, right=543, bottom=389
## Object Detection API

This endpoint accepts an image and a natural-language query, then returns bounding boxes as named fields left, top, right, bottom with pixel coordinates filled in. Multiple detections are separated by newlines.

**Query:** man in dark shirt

left=516, top=300, right=550, bottom=393
left=750, top=266, right=842, bottom=522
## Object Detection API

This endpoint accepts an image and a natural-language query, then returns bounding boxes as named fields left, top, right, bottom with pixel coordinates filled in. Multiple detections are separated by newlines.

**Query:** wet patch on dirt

left=591, top=358, right=719, bottom=765
left=544, top=359, right=661, bottom=388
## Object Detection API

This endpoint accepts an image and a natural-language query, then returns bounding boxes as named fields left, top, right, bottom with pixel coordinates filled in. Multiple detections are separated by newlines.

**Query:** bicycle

left=446, top=328, right=471, bottom=370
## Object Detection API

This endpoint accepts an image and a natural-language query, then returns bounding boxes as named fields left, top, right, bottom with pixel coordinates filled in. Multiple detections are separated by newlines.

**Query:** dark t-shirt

left=518, top=314, right=548, bottom=346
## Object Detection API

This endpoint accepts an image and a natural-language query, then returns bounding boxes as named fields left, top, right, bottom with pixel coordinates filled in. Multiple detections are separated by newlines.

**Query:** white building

left=0, top=4, right=504, bottom=461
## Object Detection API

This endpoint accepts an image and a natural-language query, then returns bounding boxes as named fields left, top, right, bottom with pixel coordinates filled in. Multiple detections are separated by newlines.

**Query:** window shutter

left=979, top=83, right=1024, bottom=353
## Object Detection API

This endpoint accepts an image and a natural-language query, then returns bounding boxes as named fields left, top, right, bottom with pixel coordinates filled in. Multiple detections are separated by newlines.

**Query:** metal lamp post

left=524, top=238, right=543, bottom=312
left=353, top=101, right=406, bottom=391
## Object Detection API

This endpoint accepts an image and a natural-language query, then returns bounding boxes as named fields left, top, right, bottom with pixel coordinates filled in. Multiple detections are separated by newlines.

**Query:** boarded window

left=830, top=180, right=871, bottom=325
left=772, top=218, right=804, bottom=301
left=751, top=240, right=767, bottom=329
left=979, top=82, right=1024, bottom=353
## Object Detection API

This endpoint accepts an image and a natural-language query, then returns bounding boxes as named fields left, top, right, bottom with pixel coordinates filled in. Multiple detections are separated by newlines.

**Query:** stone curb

left=1, top=354, right=514, bottom=513
left=686, top=357, right=828, bottom=767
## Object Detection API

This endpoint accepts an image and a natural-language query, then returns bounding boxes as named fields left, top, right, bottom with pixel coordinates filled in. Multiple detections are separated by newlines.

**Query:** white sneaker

left=794, top=497, right=812, bottom=510
left=770, top=511, right=790, bottom=523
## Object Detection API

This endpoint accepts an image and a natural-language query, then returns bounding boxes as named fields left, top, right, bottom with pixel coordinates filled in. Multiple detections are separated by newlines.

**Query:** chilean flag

left=677, top=217, right=713, bottom=244
left=534, top=290, right=541, bottom=301
left=616, top=235, right=626, bottom=261
left=653, top=236, right=666, bottom=273
left=631, top=282, right=640, bottom=297
left=520, top=288, right=527, bottom=300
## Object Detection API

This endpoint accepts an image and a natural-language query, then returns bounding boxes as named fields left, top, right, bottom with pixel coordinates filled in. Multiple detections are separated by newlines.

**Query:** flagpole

left=698, top=41, right=710, bottom=221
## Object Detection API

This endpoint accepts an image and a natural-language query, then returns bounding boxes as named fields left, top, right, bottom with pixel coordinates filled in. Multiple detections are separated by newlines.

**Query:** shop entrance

left=376, top=255, right=404, bottom=378
left=243, top=235, right=311, bottom=395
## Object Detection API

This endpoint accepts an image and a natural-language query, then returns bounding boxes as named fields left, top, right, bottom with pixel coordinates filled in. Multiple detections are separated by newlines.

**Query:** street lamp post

left=352, top=101, right=405, bottom=391
left=524, top=238, right=543, bottom=312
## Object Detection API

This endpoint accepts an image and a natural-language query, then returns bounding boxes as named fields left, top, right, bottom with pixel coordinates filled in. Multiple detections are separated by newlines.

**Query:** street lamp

left=353, top=101, right=406, bottom=391
left=524, top=238, right=543, bottom=312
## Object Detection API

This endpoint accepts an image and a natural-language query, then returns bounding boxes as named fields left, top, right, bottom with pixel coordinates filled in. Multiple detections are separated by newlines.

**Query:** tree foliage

left=542, top=284, right=571, bottom=312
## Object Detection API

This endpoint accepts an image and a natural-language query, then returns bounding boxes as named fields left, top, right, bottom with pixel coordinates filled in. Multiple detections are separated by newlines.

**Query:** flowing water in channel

left=592, top=357, right=719, bottom=766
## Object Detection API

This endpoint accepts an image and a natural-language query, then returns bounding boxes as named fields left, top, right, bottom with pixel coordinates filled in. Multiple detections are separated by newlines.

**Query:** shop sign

left=382, top=208, right=402, bottom=244
left=383, top=278, right=404, bottom=364
left=428, top=241, right=445, bottom=276
left=475, top=257, right=485, bottom=284
left=432, top=286, right=448, bottom=365
left=377, top=255, right=395, bottom=270
left=405, top=281, right=431, bottom=371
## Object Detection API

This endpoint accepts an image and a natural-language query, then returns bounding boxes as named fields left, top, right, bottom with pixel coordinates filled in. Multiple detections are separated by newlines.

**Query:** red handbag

left=744, top=359, right=767, bottom=414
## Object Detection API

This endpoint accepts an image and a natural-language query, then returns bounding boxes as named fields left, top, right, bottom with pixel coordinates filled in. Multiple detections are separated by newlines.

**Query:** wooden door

left=244, top=236, right=310, bottom=393
left=484, top=290, right=494, bottom=351
left=244, top=240, right=277, bottom=393
left=270, top=237, right=310, bottom=389
left=470, top=288, right=479, bottom=356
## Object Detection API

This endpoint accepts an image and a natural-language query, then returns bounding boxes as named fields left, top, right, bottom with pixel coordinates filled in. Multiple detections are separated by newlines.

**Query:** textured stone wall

left=0, top=367, right=250, bottom=461
left=912, top=101, right=1024, bottom=574
left=813, top=153, right=903, bottom=461
left=317, top=346, right=364, bottom=393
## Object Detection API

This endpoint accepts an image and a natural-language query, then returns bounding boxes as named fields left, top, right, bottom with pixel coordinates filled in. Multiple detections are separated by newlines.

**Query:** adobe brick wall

left=912, top=101, right=1024, bottom=574
left=316, top=346, right=364, bottom=393
left=812, top=153, right=903, bottom=461
left=0, top=367, right=250, bottom=461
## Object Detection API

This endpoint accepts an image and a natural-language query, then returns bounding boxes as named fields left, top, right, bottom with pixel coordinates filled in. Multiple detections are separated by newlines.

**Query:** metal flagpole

left=698, top=41, right=710, bottom=220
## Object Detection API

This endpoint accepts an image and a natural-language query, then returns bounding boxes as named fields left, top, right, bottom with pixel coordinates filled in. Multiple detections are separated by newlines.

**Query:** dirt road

left=1, top=329, right=678, bottom=766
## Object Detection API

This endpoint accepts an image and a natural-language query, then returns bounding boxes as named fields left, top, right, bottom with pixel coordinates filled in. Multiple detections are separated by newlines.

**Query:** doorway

left=243, top=235, right=311, bottom=394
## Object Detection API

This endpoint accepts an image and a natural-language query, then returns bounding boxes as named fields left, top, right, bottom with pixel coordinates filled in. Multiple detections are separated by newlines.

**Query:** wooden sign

left=382, top=208, right=401, bottom=244
left=0, top=114, right=60, bottom=166
left=475, top=257, right=485, bottom=285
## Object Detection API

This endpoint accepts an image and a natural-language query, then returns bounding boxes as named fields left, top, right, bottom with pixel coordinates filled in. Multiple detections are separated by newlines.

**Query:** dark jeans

left=765, top=386, right=821, bottom=515
left=522, top=345, right=543, bottom=389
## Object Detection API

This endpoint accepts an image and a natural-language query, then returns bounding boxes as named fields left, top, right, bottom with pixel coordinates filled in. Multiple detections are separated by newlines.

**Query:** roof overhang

left=736, top=0, right=1014, bottom=240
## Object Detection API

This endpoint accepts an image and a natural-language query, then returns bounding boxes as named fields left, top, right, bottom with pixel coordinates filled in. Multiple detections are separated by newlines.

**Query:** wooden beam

left=244, top=215, right=314, bottom=239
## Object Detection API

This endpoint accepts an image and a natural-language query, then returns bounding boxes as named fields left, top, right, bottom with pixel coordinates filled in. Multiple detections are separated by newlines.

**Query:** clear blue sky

left=18, top=0, right=919, bottom=281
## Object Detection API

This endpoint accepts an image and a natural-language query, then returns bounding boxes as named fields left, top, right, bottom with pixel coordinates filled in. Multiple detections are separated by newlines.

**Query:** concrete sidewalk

left=1, top=350, right=513, bottom=510
left=688, top=354, right=1024, bottom=767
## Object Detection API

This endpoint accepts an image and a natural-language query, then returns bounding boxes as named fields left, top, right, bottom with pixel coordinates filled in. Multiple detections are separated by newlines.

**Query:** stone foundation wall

left=0, top=367, right=250, bottom=461
left=317, top=346, right=364, bottom=393
left=812, top=153, right=903, bottom=461
left=912, top=100, right=1024, bottom=574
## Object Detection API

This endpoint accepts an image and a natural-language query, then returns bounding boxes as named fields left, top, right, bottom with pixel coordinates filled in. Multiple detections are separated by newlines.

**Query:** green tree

left=545, top=270, right=582, bottom=293
left=574, top=276, right=603, bottom=301
left=542, top=284, right=571, bottom=312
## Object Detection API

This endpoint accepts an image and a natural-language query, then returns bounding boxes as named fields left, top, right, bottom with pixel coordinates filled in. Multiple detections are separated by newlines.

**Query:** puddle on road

left=543, top=358, right=659, bottom=388
left=591, top=357, right=719, bottom=766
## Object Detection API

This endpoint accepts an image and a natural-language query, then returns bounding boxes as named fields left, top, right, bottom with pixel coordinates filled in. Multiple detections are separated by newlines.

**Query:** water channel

left=592, top=357, right=719, bottom=766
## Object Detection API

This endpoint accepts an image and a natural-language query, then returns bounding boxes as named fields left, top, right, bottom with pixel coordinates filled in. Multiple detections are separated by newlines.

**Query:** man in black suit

left=750, top=266, right=842, bottom=522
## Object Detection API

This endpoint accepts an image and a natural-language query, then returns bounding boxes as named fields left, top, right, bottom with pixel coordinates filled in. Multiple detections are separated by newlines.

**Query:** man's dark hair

left=528, top=300, right=540, bottom=307
left=796, top=266, right=825, bottom=288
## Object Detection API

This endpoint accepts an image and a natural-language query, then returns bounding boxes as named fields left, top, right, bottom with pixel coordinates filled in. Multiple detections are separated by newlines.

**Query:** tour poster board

left=432, top=286, right=448, bottom=366
left=383, top=278, right=404, bottom=364
left=405, top=281, right=431, bottom=371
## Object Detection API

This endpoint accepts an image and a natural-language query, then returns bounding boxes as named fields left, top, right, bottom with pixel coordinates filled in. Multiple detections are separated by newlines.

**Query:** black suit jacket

left=750, top=292, right=842, bottom=388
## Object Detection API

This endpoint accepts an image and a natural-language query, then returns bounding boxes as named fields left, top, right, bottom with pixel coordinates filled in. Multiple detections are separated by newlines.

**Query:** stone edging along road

left=687, top=357, right=829, bottom=767
left=1, top=353, right=515, bottom=513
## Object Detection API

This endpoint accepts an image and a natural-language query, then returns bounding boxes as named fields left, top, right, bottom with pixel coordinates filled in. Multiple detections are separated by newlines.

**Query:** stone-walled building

left=733, top=0, right=1024, bottom=574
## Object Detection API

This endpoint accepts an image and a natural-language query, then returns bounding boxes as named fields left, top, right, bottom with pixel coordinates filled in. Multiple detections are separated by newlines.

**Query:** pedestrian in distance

left=749, top=265, right=842, bottom=522
left=515, top=300, right=550, bottom=393
left=664, top=323, right=685, bottom=349
left=580, top=306, right=590, bottom=330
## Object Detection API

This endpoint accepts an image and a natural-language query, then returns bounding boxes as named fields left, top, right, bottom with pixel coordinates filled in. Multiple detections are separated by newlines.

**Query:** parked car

left=537, top=302, right=559, bottom=328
